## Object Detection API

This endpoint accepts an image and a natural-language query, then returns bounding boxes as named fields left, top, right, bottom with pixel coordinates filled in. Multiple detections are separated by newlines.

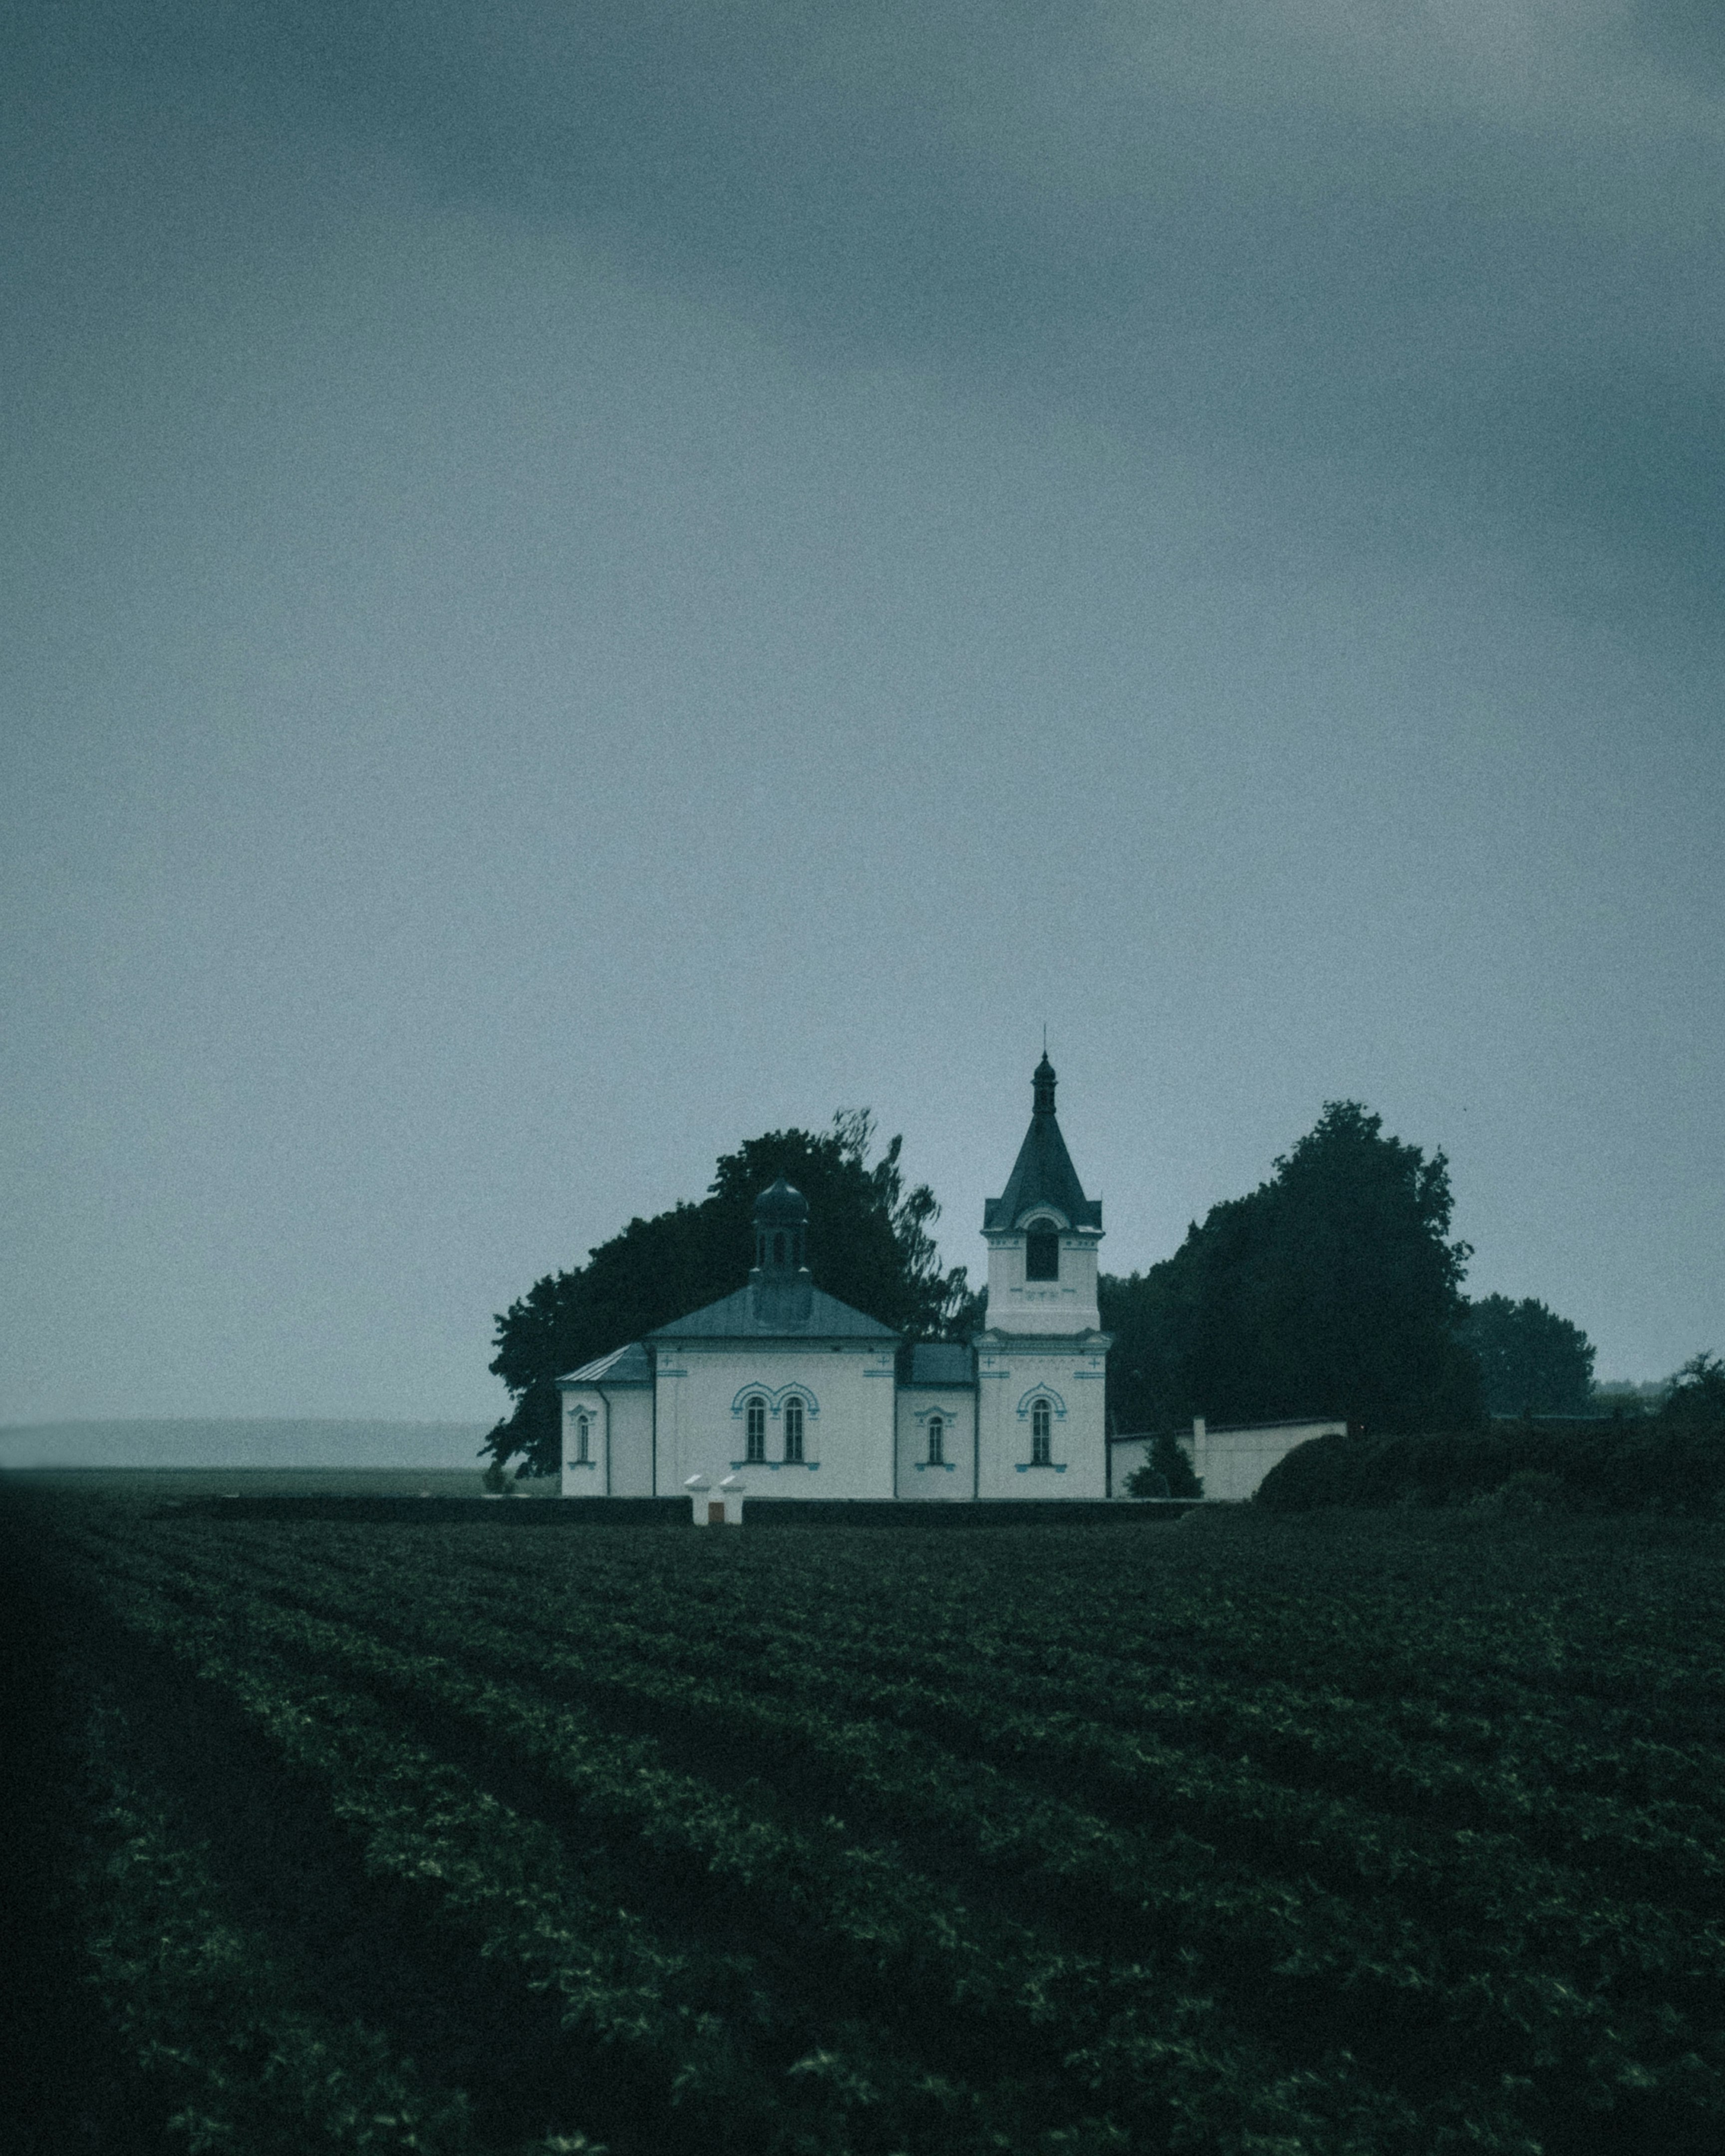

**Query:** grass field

left=0, top=1466, right=558, bottom=1498
left=6, top=1490, right=1725, bottom=2156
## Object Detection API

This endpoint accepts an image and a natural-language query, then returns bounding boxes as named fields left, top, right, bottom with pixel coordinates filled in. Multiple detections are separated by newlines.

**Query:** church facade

left=557, top=1056, right=1112, bottom=1502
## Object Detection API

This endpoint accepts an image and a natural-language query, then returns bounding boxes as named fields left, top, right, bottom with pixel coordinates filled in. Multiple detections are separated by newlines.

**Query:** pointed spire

left=983, top=1054, right=1102, bottom=1233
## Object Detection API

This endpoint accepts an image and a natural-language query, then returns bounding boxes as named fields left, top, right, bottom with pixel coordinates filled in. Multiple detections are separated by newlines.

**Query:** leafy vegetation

left=1459, top=1294, right=1597, bottom=1417
left=10, top=1488, right=1725, bottom=2154
left=1103, top=1100, right=1481, bottom=1435
left=1124, top=1429, right=1203, bottom=1500
left=1256, top=1371, right=1725, bottom=1513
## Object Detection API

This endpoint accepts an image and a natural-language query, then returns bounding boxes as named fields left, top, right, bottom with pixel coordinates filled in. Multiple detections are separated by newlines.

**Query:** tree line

left=484, top=1098, right=1661, bottom=1476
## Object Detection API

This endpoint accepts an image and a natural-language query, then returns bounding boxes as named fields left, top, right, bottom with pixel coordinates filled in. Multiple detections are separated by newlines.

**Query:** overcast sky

left=4, top=0, right=1721, bottom=1424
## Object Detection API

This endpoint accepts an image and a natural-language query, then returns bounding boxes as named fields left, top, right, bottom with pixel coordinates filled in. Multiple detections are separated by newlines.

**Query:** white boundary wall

left=1110, top=1417, right=1347, bottom=1503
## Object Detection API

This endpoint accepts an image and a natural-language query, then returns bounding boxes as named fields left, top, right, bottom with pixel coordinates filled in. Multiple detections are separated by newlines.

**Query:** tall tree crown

left=1103, top=1099, right=1480, bottom=1437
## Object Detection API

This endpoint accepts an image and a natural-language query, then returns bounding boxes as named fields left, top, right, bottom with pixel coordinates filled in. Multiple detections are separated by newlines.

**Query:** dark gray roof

left=983, top=1109, right=1103, bottom=1233
left=753, top=1176, right=809, bottom=1224
left=558, top=1341, right=654, bottom=1386
left=902, top=1342, right=976, bottom=1387
left=648, top=1281, right=898, bottom=1342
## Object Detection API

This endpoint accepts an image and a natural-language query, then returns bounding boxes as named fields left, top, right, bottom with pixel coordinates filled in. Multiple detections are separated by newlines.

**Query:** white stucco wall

left=974, top=1334, right=1108, bottom=1499
left=560, top=1387, right=607, bottom=1496
left=653, top=1339, right=897, bottom=1499
left=605, top=1388, right=655, bottom=1496
left=895, top=1387, right=976, bottom=1499
left=1109, top=1417, right=1347, bottom=1502
left=1193, top=1417, right=1346, bottom=1502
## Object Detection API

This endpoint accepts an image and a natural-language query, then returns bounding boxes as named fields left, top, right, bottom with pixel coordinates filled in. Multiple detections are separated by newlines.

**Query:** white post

left=685, top=1473, right=715, bottom=1527
left=718, top=1472, right=746, bottom=1526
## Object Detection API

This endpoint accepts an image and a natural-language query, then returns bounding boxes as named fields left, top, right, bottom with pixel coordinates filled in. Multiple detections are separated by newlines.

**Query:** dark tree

left=1458, top=1293, right=1597, bottom=1417
left=1108, top=1101, right=1480, bottom=1438
left=1661, top=1350, right=1725, bottom=1430
left=1179, top=1101, right=1480, bottom=1432
left=483, top=1112, right=970, bottom=1475
left=1100, top=1268, right=1192, bottom=1435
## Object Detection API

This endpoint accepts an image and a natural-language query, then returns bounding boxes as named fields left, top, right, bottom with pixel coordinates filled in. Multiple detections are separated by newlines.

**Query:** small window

left=1031, top=1399, right=1053, bottom=1465
left=1026, top=1227, right=1060, bottom=1281
left=745, top=1397, right=767, bottom=1462
left=784, top=1397, right=805, bottom=1462
left=927, top=1416, right=944, bottom=1466
left=774, top=1231, right=786, bottom=1266
left=573, top=1413, right=591, bottom=1465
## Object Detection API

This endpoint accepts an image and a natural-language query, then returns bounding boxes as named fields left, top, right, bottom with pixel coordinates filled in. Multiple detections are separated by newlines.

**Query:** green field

left=0, top=1466, right=557, bottom=1498
left=7, top=1493, right=1725, bottom=2156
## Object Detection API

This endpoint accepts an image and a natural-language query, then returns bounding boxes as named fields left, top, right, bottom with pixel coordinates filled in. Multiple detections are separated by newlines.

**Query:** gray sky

left=4, top=0, right=1721, bottom=1423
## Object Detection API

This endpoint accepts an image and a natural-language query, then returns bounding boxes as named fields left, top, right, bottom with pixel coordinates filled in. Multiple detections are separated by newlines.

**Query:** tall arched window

left=1031, top=1399, right=1053, bottom=1465
left=926, top=1415, right=944, bottom=1466
left=573, top=1413, right=591, bottom=1465
left=1025, top=1225, right=1060, bottom=1281
left=745, top=1397, right=767, bottom=1462
left=783, top=1397, right=805, bottom=1462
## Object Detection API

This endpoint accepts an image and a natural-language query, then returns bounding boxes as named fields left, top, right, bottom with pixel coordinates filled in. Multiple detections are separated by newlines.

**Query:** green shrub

left=1257, top=1417, right=1725, bottom=1514
left=1487, top=1470, right=1568, bottom=1517
left=1126, top=1429, right=1203, bottom=1500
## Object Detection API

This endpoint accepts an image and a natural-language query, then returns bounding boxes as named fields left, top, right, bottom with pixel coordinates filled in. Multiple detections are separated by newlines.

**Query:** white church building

left=557, top=1055, right=1114, bottom=1502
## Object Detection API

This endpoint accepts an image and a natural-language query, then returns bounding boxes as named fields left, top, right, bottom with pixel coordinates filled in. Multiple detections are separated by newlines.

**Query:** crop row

left=61, top=1517, right=1725, bottom=2148
left=49, top=1524, right=1494, bottom=2155
left=172, top=1516, right=1725, bottom=1848
left=199, top=1520, right=1725, bottom=1961
left=55, top=1549, right=1058, bottom=2156
left=373, top=1536, right=1725, bottom=1894
left=342, top=1523, right=1725, bottom=1808
left=65, top=1696, right=489, bottom=2156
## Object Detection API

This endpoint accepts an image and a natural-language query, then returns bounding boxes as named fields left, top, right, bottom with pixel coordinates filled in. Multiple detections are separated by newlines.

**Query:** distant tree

left=1660, top=1351, right=1725, bottom=1430
left=1113, top=1102, right=1480, bottom=1437
left=1459, top=1294, right=1597, bottom=1417
left=483, top=1112, right=970, bottom=1476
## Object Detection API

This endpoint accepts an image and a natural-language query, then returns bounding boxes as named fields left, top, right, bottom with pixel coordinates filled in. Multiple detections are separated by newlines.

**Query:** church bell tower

left=974, top=1054, right=1110, bottom=1498
left=981, top=1053, right=1104, bottom=1333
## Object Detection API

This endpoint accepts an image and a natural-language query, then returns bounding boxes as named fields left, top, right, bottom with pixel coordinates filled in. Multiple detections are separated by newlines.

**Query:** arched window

left=1025, top=1226, right=1060, bottom=1281
left=783, top=1397, right=805, bottom=1462
left=745, top=1397, right=767, bottom=1462
left=573, top=1413, right=591, bottom=1465
left=774, top=1231, right=786, bottom=1266
left=926, top=1415, right=944, bottom=1466
left=1031, top=1399, right=1053, bottom=1465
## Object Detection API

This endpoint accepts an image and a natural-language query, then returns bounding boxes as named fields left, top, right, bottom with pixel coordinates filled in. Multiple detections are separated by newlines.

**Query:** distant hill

left=0, top=1419, right=493, bottom=1470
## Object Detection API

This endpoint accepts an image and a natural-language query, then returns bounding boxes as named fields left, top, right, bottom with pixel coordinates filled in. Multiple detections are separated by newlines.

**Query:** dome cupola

left=753, top=1177, right=810, bottom=1277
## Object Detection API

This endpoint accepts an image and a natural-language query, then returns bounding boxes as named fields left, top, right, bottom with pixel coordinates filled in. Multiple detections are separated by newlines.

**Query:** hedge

left=1255, top=1420, right=1725, bottom=1514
